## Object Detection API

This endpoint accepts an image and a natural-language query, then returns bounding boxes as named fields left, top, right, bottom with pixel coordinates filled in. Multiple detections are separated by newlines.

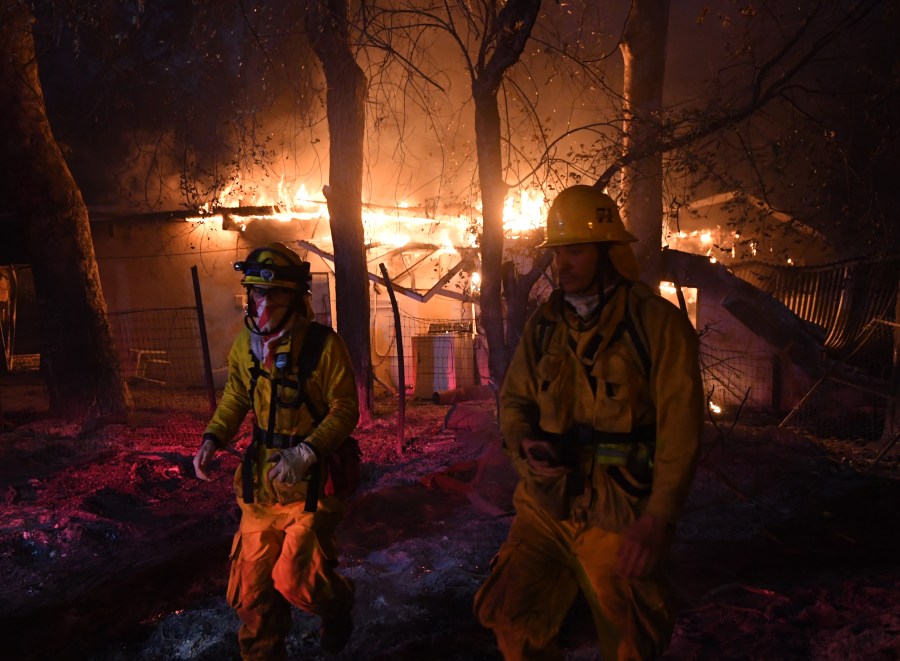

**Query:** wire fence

left=371, top=310, right=485, bottom=398
left=701, top=346, right=772, bottom=411
left=3, top=306, right=898, bottom=448
left=779, top=318, right=898, bottom=442
left=0, top=307, right=214, bottom=445
left=108, top=307, right=207, bottom=389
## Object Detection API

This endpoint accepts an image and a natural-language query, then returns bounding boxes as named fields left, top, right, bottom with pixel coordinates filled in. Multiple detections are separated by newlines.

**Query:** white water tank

left=412, top=333, right=476, bottom=399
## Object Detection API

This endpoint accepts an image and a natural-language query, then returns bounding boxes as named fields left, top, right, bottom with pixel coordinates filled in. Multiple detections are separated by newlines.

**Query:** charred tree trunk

left=470, top=0, right=541, bottom=387
left=307, top=0, right=373, bottom=424
left=0, top=1, right=130, bottom=420
left=618, top=0, right=670, bottom=286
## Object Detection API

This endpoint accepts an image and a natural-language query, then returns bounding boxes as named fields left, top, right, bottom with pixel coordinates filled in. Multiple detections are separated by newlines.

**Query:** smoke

left=27, top=0, right=897, bottom=260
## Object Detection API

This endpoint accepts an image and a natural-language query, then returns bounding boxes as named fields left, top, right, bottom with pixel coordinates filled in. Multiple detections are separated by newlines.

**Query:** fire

left=666, top=226, right=735, bottom=263
left=502, top=189, right=545, bottom=236
left=469, top=271, right=482, bottom=292
left=658, top=281, right=698, bottom=327
left=190, top=178, right=799, bottom=270
left=190, top=179, right=766, bottom=274
left=185, top=179, right=548, bottom=253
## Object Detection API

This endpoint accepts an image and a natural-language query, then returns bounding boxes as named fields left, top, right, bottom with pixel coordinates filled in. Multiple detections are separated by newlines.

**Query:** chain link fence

left=4, top=304, right=898, bottom=448
left=780, top=318, right=899, bottom=442
left=108, top=307, right=207, bottom=390
left=371, top=310, right=484, bottom=399
left=700, top=345, right=776, bottom=412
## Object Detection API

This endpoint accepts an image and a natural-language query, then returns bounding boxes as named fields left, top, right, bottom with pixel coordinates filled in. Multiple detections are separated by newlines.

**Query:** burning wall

left=86, top=187, right=547, bottom=392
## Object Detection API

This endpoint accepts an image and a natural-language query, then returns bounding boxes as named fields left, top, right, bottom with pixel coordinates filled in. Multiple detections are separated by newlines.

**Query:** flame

left=186, top=178, right=551, bottom=254
left=709, top=401, right=722, bottom=414
left=659, top=281, right=677, bottom=296
left=667, top=228, right=722, bottom=255
left=470, top=271, right=482, bottom=292
left=190, top=179, right=763, bottom=270
left=658, top=281, right=697, bottom=305
left=436, top=229, right=457, bottom=256
left=503, top=189, right=545, bottom=235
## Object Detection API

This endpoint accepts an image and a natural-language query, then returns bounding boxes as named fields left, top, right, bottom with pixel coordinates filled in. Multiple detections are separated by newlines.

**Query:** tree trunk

left=619, top=0, right=670, bottom=286
left=307, top=0, right=374, bottom=424
left=469, top=0, right=541, bottom=387
left=502, top=251, right=554, bottom=362
left=473, top=80, right=510, bottom=387
left=0, top=1, right=130, bottom=420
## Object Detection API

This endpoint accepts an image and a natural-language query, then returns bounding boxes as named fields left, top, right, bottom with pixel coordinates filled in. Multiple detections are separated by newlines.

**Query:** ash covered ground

left=1, top=388, right=899, bottom=661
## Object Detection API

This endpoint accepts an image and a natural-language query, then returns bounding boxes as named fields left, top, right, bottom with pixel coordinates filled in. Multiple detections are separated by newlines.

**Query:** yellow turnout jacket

left=500, top=282, right=703, bottom=530
left=205, top=316, right=359, bottom=508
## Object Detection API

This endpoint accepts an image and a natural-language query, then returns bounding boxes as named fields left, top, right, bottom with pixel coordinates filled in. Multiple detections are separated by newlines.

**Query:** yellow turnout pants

left=474, top=484, right=674, bottom=661
left=226, top=500, right=354, bottom=661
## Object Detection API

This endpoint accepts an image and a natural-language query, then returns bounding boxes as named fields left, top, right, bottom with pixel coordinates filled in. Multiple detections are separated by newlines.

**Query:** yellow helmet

left=540, top=185, right=637, bottom=247
left=234, top=242, right=311, bottom=292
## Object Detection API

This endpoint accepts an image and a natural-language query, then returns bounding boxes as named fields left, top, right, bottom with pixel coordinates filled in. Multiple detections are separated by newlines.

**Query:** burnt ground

left=1, top=377, right=899, bottom=661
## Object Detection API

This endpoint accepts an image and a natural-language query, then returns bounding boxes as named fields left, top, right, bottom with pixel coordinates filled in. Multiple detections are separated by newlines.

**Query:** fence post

left=191, top=266, right=217, bottom=416
left=379, top=263, right=405, bottom=455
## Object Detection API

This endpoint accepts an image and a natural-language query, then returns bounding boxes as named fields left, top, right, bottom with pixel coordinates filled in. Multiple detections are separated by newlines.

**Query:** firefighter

left=192, top=242, right=359, bottom=660
left=474, top=185, right=704, bottom=660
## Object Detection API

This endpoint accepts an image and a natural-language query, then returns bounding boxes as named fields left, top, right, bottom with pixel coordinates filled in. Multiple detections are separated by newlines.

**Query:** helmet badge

left=553, top=212, right=565, bottom=232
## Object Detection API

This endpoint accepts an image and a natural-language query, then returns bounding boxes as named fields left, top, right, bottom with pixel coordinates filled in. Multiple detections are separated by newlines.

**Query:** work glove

left=267, top=443, right=318, bottom=485
left=193, top=434, right=219, bottom=482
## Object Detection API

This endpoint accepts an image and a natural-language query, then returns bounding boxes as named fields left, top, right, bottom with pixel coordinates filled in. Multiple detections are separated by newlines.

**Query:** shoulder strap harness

left=533, top=286, right=656, bottom=499
left=241, top=322, right=332, bottom=509
left=533, top=286, right=651, bottom=375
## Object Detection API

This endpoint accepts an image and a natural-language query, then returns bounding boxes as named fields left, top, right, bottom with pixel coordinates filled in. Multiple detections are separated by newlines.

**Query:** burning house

left=1, top=187, right=553, bottom=401
left=6, top=179, right=894, bottom=432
